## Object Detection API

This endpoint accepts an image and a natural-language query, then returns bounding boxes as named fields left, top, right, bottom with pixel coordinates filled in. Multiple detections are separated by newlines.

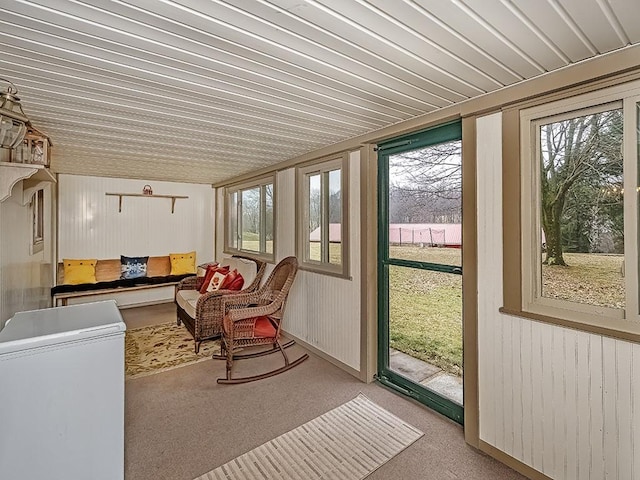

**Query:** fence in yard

left=310, top=223, right=462, bottom=247
left=388, top=224, right=461, bottom=247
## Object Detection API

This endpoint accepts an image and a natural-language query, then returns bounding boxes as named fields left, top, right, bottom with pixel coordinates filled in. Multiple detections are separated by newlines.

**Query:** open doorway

left=377, top=121, right=464, bottom=424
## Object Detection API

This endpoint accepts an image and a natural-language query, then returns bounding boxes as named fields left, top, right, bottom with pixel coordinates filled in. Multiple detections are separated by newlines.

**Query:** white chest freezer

left=0, top=300, right=126, bottom=480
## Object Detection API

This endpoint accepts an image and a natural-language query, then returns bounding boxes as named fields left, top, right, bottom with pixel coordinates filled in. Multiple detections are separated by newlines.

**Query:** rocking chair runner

left=214, top=256, right=308, bottom=384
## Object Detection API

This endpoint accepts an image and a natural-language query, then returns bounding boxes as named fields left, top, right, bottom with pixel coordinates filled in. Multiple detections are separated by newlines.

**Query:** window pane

left=538, top=108, right=624, bottom=309
left=388, top=265, right=463, bottom=403
left=34, top=189, right=44, bottom=242
left=308, top=174, right=321, bottom=262
left=228, top=191, right=238, bottom=249
left=265, top=184, right=274, bottom=254
left=388, top=140, right=462, bottom=266
left=328, top=169, right=341, bottom=265
left=241, top=187, right=260, bottom=252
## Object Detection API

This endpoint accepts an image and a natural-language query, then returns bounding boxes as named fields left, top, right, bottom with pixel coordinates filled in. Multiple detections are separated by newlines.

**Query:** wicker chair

left=175, top=255, right=266, bottom=353
left=214, top=256, right=308, bottom=384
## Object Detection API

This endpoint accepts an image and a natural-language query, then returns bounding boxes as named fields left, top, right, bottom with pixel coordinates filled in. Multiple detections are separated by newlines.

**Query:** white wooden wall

left=216, top=152, right=362, bottom=370
left=58, top=175, right=214, bottom=306
left=0, top=180, right=55, bottom=325
left=477, top=112, right=640, bottom=479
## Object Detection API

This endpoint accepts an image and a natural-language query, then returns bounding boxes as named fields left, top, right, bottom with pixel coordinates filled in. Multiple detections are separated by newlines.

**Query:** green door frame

left=376, top=120, right=464, bottom=424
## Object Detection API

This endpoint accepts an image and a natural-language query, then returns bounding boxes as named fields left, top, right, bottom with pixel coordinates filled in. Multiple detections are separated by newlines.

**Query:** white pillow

left=205, top=271, right=228, bottom=292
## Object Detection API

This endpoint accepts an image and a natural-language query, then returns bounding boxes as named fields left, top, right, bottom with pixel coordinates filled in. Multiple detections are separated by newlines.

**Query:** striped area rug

left=194, top=393, right=423, bottom=480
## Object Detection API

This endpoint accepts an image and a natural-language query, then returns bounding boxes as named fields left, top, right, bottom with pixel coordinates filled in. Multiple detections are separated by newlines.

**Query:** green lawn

left=542, top=252, right=624, bottom=308
left=388, top=246, right=463, bottom=376
left=387, top=246, right=625, bottom=378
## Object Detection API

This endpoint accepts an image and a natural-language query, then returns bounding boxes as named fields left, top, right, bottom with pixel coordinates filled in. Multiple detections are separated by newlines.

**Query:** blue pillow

left=120, top=255, right=149, bottom=280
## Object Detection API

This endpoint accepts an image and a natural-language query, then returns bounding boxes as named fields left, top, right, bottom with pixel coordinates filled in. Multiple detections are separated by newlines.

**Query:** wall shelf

left=105, top=192, right=189, bottom=213
left=0, top=162, right=56, bottom=203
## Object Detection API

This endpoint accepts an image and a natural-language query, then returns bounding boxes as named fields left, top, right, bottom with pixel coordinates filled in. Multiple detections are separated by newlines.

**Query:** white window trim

left=519, top=80, right=640, bottom=334
left=224, top=174, right=276, bottom=262
left=296, top=153, right=349, bottom=277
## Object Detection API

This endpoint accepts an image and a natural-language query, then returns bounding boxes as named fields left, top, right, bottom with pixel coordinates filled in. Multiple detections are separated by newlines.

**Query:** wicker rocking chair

left=214, top=256, right=308, bottom=384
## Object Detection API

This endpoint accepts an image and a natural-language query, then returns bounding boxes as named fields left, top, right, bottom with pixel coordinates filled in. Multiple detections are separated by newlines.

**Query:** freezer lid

left=0, top=301, right=126, bottom=353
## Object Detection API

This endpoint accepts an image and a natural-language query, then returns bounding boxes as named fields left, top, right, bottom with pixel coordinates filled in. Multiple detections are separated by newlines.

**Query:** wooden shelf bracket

left=1, top=162, right=56, bottom=202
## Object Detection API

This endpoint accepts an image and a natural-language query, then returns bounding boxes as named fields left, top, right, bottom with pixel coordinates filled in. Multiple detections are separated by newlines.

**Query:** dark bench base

left=52, top=274, right=193, bottom=307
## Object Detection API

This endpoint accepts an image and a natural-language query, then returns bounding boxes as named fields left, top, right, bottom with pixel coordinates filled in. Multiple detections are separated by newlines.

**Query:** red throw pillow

left=196, top=262, right=218, bottom=291
left=199, top=264, right=229, bottom=294
left=219, top=269, right=238, bottom=290
left=227, top=272, right=244, bottom=291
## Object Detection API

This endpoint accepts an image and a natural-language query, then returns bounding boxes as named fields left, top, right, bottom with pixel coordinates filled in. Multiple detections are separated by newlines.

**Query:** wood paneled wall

left=279, top=151, right=362, bottom=370
left=477, top=112, right=640, bottom=479
left=0, top=181, right=55, bottom=325
left=58, top=175, right=214, bottom=262
left=57, top=175, right=214, bottom=307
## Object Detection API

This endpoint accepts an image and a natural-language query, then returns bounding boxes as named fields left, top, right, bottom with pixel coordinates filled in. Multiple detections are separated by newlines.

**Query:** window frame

left=224, top=174, right=276, bottom=262
left=515, top=80, right=640, bottom=336
left=296, top=153, right=349, bottom=277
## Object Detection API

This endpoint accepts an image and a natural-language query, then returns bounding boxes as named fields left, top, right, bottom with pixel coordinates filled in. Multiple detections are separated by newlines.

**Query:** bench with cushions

left=52, top=253, right=197, bottom=307
left=175, top=255, right=266, bottom=353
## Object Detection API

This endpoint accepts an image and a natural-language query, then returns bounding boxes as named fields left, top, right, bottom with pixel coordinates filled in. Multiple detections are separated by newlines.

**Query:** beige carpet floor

left=121, top=304, right=526, bottom=480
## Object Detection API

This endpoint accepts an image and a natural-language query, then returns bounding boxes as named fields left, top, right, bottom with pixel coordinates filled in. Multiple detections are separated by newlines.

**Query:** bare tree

left=539, top=109, right=622, bottom=265
left=388, top=140, right=462, bottom=223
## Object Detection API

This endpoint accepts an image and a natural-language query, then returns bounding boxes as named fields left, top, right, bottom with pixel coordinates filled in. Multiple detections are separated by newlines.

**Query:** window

left=31, top=188, right=44, bottom=254
left=225, top=175, right=274, bottom=260
left=518, top=80, right=640, bottom=335
left=297, top=154, right=349, bottom=276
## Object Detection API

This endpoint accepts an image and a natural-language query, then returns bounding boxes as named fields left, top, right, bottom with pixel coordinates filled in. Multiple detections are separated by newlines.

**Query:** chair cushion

left=254, top=316, right=277, bottom=338
left=176, top=289, right=200, bottom=319
left=52, top=273, right=192, bottom=295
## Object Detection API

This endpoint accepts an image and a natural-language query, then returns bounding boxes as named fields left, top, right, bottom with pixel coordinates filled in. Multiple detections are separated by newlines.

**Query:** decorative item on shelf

left=142, top=184, right=153, bottom=195
left=0, top=78, right=30, bottom=163
left=15, top=124, right=52, bottom=166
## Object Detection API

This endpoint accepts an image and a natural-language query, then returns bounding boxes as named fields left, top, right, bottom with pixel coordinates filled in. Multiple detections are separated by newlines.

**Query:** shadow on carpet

left=125, top=322, right=220, bottom=379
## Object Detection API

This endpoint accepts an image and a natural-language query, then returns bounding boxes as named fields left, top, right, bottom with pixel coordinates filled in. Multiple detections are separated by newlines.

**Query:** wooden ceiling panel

left=558, top=0, right=631, bottom=53
left=609, top=0, right=640, bottom=43
left=0, top=0, right=637, bottom=184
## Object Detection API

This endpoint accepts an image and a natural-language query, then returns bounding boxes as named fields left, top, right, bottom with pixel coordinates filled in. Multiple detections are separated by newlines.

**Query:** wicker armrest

left=177, top=275, right=198, bottom=290
left=227, top=301, right=279, bottom=322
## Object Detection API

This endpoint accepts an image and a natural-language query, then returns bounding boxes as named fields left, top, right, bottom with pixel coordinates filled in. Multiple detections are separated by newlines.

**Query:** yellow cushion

left=169, top=251, right=196, bottom=275
left=63, top=259, right=97, bottom=285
